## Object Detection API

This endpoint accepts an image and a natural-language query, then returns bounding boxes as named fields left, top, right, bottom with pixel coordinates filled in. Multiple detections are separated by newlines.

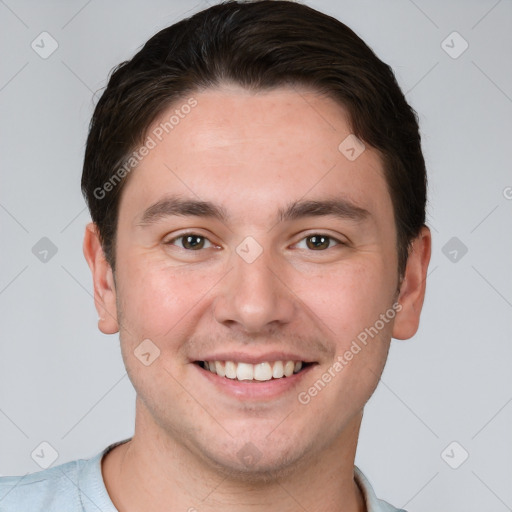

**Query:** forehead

left=119, top=85, right=391, bottom=223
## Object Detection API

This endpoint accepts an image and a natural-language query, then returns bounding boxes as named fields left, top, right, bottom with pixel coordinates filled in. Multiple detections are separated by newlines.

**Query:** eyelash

left=165, top=232, right=345, bottom=251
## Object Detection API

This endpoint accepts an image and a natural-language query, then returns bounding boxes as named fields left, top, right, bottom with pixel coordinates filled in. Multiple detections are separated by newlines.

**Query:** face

left=85, top=84, right=430, bottom=479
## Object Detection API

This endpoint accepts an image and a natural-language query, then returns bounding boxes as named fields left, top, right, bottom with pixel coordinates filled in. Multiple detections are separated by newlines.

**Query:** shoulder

left=0, top=459, right=84, bottom=511
left=0, top=439, right=129, bottom=512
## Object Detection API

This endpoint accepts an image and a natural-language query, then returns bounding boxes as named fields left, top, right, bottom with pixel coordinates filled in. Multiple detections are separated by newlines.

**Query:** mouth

left=194, top=360, right=314, bottom=382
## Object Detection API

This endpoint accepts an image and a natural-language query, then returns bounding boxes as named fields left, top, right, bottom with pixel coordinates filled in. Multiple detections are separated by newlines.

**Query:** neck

left=102, top=401, right=367, bottom=512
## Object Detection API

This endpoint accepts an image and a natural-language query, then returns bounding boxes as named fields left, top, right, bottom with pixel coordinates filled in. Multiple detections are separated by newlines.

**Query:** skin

left=84, top=84, right=431, bottom=512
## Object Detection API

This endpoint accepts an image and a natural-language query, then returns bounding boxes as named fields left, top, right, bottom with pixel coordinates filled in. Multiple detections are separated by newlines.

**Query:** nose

left=213, top=245, right=296, bottom=335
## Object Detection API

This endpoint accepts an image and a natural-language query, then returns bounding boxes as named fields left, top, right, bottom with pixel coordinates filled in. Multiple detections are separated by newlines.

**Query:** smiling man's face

left=85, top=84, right=429, bottom=480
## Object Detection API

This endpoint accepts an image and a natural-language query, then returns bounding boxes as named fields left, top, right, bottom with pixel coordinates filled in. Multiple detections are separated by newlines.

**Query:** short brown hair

left=81, top=0, right=427, bottom=276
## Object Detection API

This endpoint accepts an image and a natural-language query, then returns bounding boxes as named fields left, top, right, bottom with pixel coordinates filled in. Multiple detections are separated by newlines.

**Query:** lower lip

left=194, top=363, right=315, bottom=401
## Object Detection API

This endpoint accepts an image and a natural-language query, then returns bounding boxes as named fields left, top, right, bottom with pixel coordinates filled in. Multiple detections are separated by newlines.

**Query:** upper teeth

left=203, top=360, right=303, bottom=381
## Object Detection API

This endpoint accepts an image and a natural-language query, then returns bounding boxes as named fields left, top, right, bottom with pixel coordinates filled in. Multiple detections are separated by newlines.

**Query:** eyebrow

left=138, top=195, right=370, bottom=226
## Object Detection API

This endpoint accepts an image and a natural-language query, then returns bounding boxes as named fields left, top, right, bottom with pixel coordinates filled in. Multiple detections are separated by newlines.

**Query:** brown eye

left=295, top=234, right=342, bottom=251
left=167, top=233, right=213, bottom=250
left=306, top=235, right=330, bottom=250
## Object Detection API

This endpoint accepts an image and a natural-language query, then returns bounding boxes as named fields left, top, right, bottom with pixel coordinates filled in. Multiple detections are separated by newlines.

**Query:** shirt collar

left=354, top=466, right=406, bottom=512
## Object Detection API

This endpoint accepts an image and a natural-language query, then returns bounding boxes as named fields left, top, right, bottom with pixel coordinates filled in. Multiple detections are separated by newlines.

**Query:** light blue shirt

left=0, top=439, right=406, bottom=511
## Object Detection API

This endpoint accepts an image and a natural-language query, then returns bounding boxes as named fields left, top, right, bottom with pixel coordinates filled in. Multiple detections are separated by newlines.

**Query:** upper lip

left=193, top=351, right=317, bottom=365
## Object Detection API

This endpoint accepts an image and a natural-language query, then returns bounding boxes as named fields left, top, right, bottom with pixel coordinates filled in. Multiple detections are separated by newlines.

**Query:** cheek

left=295, top=261, right=395, bottom=427
left=299, top=257, right=396, bottom=343
left=115, top=254, right=221, bottom=341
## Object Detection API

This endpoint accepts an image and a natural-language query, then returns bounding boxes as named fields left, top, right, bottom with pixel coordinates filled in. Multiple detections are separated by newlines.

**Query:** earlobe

left=83, top=222, right=120, bottom=334
left=392, top=226, right=431, bottom=340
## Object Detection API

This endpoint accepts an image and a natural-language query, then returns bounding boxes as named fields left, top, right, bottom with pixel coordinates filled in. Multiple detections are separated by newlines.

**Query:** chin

left=196, top=437, right=314, bottom=484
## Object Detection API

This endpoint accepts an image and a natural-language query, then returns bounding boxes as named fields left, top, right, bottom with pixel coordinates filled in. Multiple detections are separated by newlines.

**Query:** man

left=0, top=1, right=430, bottom=510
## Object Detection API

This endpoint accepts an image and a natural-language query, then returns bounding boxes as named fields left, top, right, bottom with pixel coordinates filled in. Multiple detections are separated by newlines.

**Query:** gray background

left=1, top=0, right=511, bottom=510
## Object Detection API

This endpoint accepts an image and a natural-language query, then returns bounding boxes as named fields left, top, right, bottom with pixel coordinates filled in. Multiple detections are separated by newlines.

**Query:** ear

left=392, top=226, right=431, bottom=340
left=83, top=222, right=119, bottom=334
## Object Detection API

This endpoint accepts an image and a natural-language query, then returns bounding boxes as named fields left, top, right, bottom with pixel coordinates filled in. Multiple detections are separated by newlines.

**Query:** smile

left=196, top=360, right=311, bottom=382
